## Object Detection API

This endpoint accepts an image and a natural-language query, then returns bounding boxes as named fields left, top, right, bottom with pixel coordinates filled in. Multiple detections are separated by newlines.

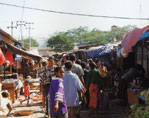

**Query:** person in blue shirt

left=63, top=61, right=86, bottom=118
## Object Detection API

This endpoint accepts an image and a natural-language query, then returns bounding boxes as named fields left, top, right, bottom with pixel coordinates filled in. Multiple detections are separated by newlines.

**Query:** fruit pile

left=128, top=104, right=149, bottom=118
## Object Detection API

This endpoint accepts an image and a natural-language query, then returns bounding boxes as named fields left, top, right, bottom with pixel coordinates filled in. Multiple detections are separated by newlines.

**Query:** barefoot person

left=20, top=80, right=30, bottom=105
left=0, top=91, right=12, bottom=117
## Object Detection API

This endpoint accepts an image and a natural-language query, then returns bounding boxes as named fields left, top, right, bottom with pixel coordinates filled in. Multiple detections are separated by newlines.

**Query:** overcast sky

left=0, top=0, right=149, bottom=41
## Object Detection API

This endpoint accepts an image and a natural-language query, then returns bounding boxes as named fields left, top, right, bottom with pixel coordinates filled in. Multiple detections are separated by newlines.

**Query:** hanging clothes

left=4, top=50, right=14, bottom=65
left=0, top=48, right=6, bottom=65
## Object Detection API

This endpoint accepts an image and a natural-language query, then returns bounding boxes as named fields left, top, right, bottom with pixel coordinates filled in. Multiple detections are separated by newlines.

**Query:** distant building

left=31, top=47, right=55, bottom=57
left=111, top=25, right=118, bottom=29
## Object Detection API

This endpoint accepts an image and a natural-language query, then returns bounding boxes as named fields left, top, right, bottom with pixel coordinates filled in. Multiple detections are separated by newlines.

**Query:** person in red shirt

left=20, top=80, right=30, bottom=105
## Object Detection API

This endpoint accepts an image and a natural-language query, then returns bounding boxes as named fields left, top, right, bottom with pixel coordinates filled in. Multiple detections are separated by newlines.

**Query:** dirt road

left=8, top=98, right=129, bottom=118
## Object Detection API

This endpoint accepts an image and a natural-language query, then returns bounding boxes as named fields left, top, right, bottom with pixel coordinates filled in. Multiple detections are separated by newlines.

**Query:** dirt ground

left=8, top=97, right=129, bottom=118
left=8, top=78, right=129, bottom=118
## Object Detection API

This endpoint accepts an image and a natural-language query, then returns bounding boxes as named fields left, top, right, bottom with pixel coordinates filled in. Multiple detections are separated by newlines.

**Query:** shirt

left=63, top=71, right=84, bottom=107
left=49, top=77, right=67, bottom=115
left=86, top=69, right=103, bottom=89
left=0, top=97, right=11, bottom=115
left=40, top=66, right=55, bottom=85
left=72, top=64, right=84, bottom=77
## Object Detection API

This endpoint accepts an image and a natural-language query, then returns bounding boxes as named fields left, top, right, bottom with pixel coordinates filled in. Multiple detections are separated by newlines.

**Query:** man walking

left=40, top=56, right=56, bottom=117
left=63, top=61, right=86, bottom=118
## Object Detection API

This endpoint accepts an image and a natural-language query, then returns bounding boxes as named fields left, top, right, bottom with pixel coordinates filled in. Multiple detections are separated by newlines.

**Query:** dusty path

left=8, top=98, right=129, bottom=118
left=8, top=78, right=129, bottom=118
left=8, top=98, right=45, bottom=118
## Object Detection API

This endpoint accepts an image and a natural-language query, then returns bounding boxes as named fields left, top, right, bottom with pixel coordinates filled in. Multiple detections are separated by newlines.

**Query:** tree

left=47, top=25, right=135, bottom=49
left=47, top=34, right=74, bottom=52
left=81, top=25, right=134, bottom=44
left=56, top=26, right=89, bottom=43
left=23, top=38, right=39, bottom=49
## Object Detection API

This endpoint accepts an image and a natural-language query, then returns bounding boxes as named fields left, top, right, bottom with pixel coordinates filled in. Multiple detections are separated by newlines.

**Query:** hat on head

left=25, top=80, right=29, bottom=83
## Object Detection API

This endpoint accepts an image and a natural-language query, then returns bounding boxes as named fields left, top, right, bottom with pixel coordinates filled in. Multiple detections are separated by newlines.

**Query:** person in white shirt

left=0, top=91, right=12, bottom=117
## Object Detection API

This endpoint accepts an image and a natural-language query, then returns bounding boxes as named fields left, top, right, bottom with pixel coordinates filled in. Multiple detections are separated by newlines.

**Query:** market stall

left=0, top=73, right=20, bottom=103
left=0, top=29, right=42, bottom=104
left=118, top=26, right=149, bottom=108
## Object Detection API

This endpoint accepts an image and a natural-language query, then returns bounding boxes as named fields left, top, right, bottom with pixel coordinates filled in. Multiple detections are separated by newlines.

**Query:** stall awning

left=0, top=29, right=20, bottom=44
left=121, top=25, right=149, bottom=54
left=0, top=29, right=41, bottom=60
left=5, top=42, right=41, bottom=60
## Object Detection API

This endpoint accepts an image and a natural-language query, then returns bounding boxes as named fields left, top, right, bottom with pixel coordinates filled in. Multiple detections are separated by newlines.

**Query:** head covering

left=25, top=80, right=29, bottom=83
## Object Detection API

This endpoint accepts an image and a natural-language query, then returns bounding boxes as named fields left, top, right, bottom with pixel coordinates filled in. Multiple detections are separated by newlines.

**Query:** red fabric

left=4, top=50, right=14, bottom=65
left=24, top=84, right=30, bottom=97
left=63, top=56, right=67, bottom=61
left=121, top=25, right=149, bottom=54
left=0, top=48, right=6, bottom=65
left=89, top=83, right=99, bottom=109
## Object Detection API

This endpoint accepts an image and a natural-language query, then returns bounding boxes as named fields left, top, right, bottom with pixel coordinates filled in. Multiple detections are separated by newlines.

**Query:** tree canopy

left=23, top=38, right=39, bottom=49
left=47, top=25, right=135, bottom=52
left=47, top=34, right=74, bottom=52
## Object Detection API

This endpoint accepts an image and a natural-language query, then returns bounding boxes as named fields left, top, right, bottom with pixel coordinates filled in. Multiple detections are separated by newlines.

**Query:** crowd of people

left=40, top=54, right=109, bottom=118
left=0, top=52, right=146, bottom=118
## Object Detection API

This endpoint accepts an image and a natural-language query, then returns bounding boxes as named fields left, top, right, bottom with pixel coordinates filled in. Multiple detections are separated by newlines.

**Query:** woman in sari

left=86, top=62, right=103, bottom=114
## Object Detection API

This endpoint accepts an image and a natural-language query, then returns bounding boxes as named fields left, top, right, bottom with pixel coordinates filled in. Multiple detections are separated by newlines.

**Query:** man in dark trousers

left=40, top=56, right=56, bottom=117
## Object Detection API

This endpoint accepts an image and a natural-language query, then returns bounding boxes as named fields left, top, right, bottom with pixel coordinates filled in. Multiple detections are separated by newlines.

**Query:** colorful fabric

left=4, top=50, right=14, bottom=65
left=89, top=83, right=99, bottom=109
left=0, top=48, right=6, bottom=65
left=86, top=69, right=103, bottom=90
left=24, top=84, right=30, bottom=97
left=63, top=71, right=84, bottom=107
left=121, top=26, right=149, bottom=54
left=99, top=66, right=108, bottom=78
left=49, top=77, right=67, bottom=115
left=39, top=66, right=55, bottom=84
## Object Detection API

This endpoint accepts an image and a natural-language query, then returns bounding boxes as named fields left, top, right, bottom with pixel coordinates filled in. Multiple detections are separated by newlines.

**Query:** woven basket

left=16, top=110, right=34, bottom=116
left=32, top=95, right=42, bottom=101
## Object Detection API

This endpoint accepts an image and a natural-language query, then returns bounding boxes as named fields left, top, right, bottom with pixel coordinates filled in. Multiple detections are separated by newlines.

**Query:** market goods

left=129, top=104, right=149, bottom=118
left=140, top=89, right=149, bottom=105
left=16, top=110, right=34, bottom=116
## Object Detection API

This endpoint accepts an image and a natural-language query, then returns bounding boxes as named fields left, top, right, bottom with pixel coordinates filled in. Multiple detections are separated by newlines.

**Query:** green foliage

left=129, top=104, right=149, bottom=118
left=60, top=25, right=134, bottom=45
left=23, top=38, right=39, bottom=49
left=65, top=26, right=88, bottom=43
left=47, top=34, right=74, bottom=52
left=81, top=26, right=132, bottom=45
left=47, top=25, right=135, bottom=52
left=130, top=104, right=141, bottom=112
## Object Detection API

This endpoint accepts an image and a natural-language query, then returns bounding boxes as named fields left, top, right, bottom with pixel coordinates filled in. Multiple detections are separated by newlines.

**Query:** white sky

left=0, top=0, right=149, bottom=41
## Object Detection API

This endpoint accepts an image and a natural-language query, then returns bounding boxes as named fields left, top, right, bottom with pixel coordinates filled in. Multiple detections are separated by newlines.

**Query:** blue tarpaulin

left=85, top=42, right=120, bottom=59
left=85, top=44, right=115, bottom=59
left=139, top=32, right=149, bottom=41
left=85, top=48, right=105, bottom=59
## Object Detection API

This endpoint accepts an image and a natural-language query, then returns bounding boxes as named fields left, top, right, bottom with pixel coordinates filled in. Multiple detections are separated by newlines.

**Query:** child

left=20, top=80, right=30, bottom=105
left=49, top=67, right=68, bottom=118
left=0, top=91, right=12, bottom=117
